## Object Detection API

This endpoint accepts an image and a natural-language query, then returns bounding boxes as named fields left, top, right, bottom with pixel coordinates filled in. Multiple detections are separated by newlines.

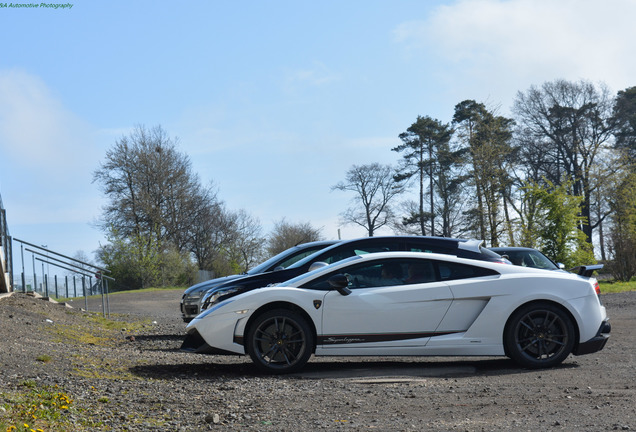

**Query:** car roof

left=490, top=247, right=538, bottom=252
left=281, top=250, right=552, bottom=287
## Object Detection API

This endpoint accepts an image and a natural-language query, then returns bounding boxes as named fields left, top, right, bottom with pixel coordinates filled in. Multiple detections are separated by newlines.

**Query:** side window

left=437, top=261, right=499, bottom=281
left=276, top=247, right=324, bottom=269
left=301, top=258, right=437, bottom=290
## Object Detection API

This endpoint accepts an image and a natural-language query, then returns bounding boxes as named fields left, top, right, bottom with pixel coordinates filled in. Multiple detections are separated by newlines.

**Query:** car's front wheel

left=504, top=302, right=576, bottom=369
left=246, top=309, right=313, bottom=374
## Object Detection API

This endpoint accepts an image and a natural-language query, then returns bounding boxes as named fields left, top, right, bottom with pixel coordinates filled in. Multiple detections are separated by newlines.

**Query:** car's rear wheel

left=246, top=309, right=313, bottom=374
left=504, top=302, right=575, bottom=369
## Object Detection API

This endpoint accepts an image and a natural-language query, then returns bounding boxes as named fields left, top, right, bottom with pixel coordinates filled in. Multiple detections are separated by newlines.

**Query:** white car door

left=316, top=258, right=454, bottom=351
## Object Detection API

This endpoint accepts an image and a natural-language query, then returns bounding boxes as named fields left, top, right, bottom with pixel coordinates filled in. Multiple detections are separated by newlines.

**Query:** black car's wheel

left=246, top=309, right=313, bottom=374
left=504, top=302, right=576, bottom=369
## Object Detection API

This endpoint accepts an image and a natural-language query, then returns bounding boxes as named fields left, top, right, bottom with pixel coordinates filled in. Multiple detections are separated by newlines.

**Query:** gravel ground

left=0, top=288, right=634, bottom=431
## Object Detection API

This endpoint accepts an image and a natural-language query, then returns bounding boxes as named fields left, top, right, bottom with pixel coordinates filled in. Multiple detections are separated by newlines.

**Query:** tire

left=246, top=309, right=313, bottom=374
left=504, top=302, right=576, bottom=369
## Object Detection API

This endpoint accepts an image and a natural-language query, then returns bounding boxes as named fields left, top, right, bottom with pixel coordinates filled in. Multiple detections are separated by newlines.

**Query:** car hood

left=184, top=274, right=245, bottom=295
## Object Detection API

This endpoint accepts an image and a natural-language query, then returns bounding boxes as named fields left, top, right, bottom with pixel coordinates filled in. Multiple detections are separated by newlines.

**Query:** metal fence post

left=82, top=276, right=87, bottom=311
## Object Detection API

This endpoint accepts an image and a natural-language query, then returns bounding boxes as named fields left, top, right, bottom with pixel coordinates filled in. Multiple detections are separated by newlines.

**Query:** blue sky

left=1, top=0, right=635, bottom=275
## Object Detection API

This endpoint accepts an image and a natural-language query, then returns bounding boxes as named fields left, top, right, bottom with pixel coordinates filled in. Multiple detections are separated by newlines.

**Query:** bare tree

left=224, top=209, right=264, bottom=274
left=93, top=124, right=265, bottom=281
left=332, top=163, right=406, bottom=237
left=512, top=80, right=616, bottom=245
left=267, top=219, right=323, bottom=256
left=93, top=124, right=209, bottom=252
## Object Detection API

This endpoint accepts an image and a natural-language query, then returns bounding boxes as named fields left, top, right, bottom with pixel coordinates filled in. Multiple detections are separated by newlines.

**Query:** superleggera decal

left=318, top=331, right=460, bottom=345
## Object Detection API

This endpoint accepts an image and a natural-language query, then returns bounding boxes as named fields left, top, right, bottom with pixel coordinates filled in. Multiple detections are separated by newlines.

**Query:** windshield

left=499, top=249, right=558, bottom=270
left=245, top=242, right=335, bottom=275
left=245, top=245, right=308, bottom=275
left=279, top=255, right=363, bottom=287
left=287, top=242, right=342, bottom=269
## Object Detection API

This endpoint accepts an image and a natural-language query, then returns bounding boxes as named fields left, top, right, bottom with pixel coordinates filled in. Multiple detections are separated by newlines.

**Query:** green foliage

left=97, top=227, right=195, bottom=290
left=522, top=179, right=595, bottom=268
left=613, top=86, right=636, bottom=160
left=393, top=115, right=456, bottom=236
left=606, top=171, right=636, bottom=281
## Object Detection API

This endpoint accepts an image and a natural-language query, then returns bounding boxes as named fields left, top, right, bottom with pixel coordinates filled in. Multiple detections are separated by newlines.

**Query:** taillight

left=593, top=281, right=601, bottom=295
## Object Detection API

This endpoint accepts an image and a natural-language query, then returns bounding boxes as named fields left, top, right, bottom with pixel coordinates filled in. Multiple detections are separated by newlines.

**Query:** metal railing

left=14, top=239, right=114, bottom=316
left=0, top=193, right=13, bottom=293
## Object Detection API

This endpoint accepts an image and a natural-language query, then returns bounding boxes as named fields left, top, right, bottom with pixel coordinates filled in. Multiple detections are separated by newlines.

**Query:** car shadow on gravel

left=130, top=361, right=257, bottom=379
left=129, top=356, right=580, bottom=381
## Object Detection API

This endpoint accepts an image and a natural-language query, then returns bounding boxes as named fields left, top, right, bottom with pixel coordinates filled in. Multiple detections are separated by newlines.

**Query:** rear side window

left=438, top=261, right=499, bottom=281
left=407, top=241, right=455, bottom=255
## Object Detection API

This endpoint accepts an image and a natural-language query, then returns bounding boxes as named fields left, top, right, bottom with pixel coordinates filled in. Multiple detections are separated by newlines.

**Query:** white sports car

left=182, top=252, right=610, bottom=374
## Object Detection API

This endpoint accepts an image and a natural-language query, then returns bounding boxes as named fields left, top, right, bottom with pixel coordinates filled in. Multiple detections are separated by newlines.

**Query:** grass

left=0, top=381, right=102, bottom=432
left=56, top=286, right=185, bottom=303
left=35, top=355, right=52, bottom=364
left=599, top=279, right=636, bottom=294
left=1, top=304, right=161, bottom=430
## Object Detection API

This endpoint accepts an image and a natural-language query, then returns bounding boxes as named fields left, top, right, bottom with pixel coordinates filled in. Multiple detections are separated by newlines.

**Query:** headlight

left=201, top=287, right=240, bottom=310
left=184, top=290, right=205, bottom=302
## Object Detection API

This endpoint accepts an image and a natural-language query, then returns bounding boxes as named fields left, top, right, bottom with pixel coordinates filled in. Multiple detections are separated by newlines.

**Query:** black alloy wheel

left=504, top=302, right=576, bottom=369
left=246, top=309, right=313, bottom=374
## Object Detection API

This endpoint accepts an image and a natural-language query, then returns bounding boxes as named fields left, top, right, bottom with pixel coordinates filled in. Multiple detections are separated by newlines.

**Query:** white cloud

left=393, top=0, right=636, bottom=109
left=0, top=69, right=102, bottom=224
left=283, top=61, right=341, bottom=90
left=0, top=69, right=87, bottom=168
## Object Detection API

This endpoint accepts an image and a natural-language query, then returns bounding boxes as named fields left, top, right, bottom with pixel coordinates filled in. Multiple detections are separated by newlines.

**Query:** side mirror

left=327, top=274, right=351, bottom=296
left=308, top=261, right=329, bottom=272
left=557, top=263, right=565, bottom=270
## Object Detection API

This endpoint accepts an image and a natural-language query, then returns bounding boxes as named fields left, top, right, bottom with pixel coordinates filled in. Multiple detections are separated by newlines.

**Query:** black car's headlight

left=184, top=290, right=206, bottom=303
left=201, top=287, right=240, bottom=310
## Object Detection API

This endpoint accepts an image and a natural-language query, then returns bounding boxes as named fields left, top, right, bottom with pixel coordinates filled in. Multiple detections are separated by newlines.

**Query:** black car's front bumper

left=573, top=320, right=611, bottom=355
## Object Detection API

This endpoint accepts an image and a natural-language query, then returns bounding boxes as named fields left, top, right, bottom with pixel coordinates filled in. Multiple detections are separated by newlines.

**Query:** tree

left=512, top=80, right=616, bottom=245
left=606, top=171, right=636, bottom=281
left=223, top=209, right=264, bottom=274
left=453, top=101, right=516, bottom=246
left=93, top=124, right=264, bottom=282
left=522, top=179, right=594, bottom=269
left=96, top=227, right=195, bottom=290
left=188, top=203, right=264, bottom=277
left=93, top=124, right=212, bottom=252
left=267, top=219, right=323, bottom=256
left=434, top=141, right=471, bottom=237
left=393, top=115, right=454, bottom=236
left=613, top=86, right=636, bottom=161
left=332, top=163, right=406, bottom=237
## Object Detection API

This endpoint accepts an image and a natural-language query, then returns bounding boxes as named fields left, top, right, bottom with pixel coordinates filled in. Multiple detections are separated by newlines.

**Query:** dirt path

left=0, top=289, right=633, bottom=431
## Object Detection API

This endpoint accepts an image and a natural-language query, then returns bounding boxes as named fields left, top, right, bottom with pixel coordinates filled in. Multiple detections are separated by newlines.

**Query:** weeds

left=35, top=355, right=51, bottom=364
left=0, top=381, right=101, bottom=432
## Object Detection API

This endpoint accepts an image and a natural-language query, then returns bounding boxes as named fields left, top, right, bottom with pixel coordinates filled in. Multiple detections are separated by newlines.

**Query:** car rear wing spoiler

left=458, top=239, right=483, bottom=253
left=570, top=264, right=604, bottom=278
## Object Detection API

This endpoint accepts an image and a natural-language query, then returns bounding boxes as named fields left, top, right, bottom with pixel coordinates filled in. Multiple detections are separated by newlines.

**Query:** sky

left=1, top=0, right=636, bottom=280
